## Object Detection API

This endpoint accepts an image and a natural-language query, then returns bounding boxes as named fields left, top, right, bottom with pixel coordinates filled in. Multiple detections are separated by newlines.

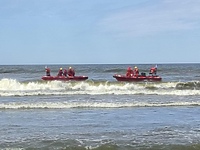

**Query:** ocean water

left=0, top=64, right=200, bottom=150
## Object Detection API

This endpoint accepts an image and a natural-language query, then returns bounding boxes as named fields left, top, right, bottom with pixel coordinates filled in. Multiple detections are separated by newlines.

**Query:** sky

left=0, top=0, right=200, bottom=65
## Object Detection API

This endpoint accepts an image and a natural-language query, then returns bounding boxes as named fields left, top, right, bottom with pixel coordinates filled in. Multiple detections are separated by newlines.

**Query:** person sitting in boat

left=126, top=67, right=134, bottom=77
left=133, top=66, right=139, bottom=76
left=57, top=68, right=63, bottom=76
left=67, top=67, right=75, bottom=77
left=63, top=69, right=67, bottom=77
left=45, top=66, right=51, bottom=76
left=149, top=65, right=157, bottom=76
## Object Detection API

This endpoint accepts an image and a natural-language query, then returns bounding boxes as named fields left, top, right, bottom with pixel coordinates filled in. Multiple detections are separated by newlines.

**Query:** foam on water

left=0, top=78, right=200, bottom=96
left=0, top=101, right=199, bottom=109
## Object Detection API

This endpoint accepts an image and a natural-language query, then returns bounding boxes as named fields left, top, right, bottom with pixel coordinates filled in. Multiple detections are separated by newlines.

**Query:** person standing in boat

left=149, top=65, right=157, bottom=76
left=133, top=66, right=139, bottom=76
left=67, top=67, right=75, bottom=77
left=126, top=67, right=134, bottom=77
left=45, top=66, right=51, bottom=76
left=63, top=69, right=67, bottom=77
left=57, top=68, right=63, bottom=76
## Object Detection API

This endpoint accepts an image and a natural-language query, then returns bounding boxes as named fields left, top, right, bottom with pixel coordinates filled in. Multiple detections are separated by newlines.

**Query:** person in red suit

left=126, top=67, right=134, bottom=77
left=45, top=66, right=51, bottom=76
left=67, top=67, right=75, bottom=77
left=63, top=69, right=67, bottom=77
left=133, top=66, right=139, bottom=76
left=149, top=65, right=157, bottom=76
left=57, top=68, right=63, bottom=76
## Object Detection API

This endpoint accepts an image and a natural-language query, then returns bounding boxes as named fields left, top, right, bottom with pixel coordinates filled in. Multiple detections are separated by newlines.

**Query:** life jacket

left=134, top=69, right=139, bottom=75
left=68, top=69, right=75, bottom=76
left=57, top=70, right=63, bottom=76
left=150, top=67, right=156, bottom=73
left=126, top=68, right=134, bottom=77
left=63, top=69, right=67, bottom=76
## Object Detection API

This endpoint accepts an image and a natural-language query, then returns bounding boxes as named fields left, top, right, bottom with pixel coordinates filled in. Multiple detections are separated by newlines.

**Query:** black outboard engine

left=141, top=72, right=146, bottom=76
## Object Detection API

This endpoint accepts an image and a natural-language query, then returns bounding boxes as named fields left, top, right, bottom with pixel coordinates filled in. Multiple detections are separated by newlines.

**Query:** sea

left=0, top=63, right=200, bottom=150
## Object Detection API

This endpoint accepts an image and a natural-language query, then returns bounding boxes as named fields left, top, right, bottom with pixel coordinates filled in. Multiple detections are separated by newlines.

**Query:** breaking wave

left=0, top=78, right=200, bottom=96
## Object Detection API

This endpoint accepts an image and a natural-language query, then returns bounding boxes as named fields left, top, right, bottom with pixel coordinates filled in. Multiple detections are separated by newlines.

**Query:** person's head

left=69, top=67, right=72, bottom=69
left=60, top=68, right=62, bottom=70
left=135, top=66, right=137, bottom=69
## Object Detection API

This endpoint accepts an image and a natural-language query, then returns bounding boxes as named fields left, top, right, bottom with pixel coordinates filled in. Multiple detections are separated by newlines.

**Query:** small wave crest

left=0, top=101, right=200, bottom=109
left=176, top=81, right=200, bottom=90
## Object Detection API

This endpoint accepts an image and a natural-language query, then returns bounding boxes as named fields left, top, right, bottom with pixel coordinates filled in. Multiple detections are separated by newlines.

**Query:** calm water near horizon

left=0, top=63, right=200, bottom=150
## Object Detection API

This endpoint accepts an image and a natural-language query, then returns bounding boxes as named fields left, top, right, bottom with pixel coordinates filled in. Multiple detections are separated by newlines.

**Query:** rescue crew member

left=149, top=66, right=157, bottom=76
left=57, top=68, right=63, bottom=76
left=63, top=69, right=67, bottom=77
left=126, top=67, right=134, bottom=77
left=67, top=67, right=75, bottom=77
left=45, top=66, right=51, bottom=76
left=133, top=66, right=139, bottom=76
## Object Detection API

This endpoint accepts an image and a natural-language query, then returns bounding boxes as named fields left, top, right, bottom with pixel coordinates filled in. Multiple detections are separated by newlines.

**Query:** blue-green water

left=0, top=64, right=200, bottom=149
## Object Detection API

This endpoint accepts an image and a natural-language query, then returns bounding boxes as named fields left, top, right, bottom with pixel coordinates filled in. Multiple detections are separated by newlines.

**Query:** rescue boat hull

left=113, top=74, right=162, bottom=82
left=41, top=76, right=88, bottom=81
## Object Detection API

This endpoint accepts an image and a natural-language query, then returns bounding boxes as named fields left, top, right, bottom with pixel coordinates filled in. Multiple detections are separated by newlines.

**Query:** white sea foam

left=0, top=101, right=199, bottom=109
left=0, top=78, right=200, bottom=96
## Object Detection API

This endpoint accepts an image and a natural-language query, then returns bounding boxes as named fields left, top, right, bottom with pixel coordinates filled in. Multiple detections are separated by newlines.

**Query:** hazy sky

left=1, top=0, right=200, bottom=65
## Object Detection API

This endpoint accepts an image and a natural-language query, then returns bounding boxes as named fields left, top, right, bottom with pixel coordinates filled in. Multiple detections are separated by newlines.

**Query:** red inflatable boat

left=42, top=75, right=88, bottom=81
left=113, top=74, right=162, bottom=82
